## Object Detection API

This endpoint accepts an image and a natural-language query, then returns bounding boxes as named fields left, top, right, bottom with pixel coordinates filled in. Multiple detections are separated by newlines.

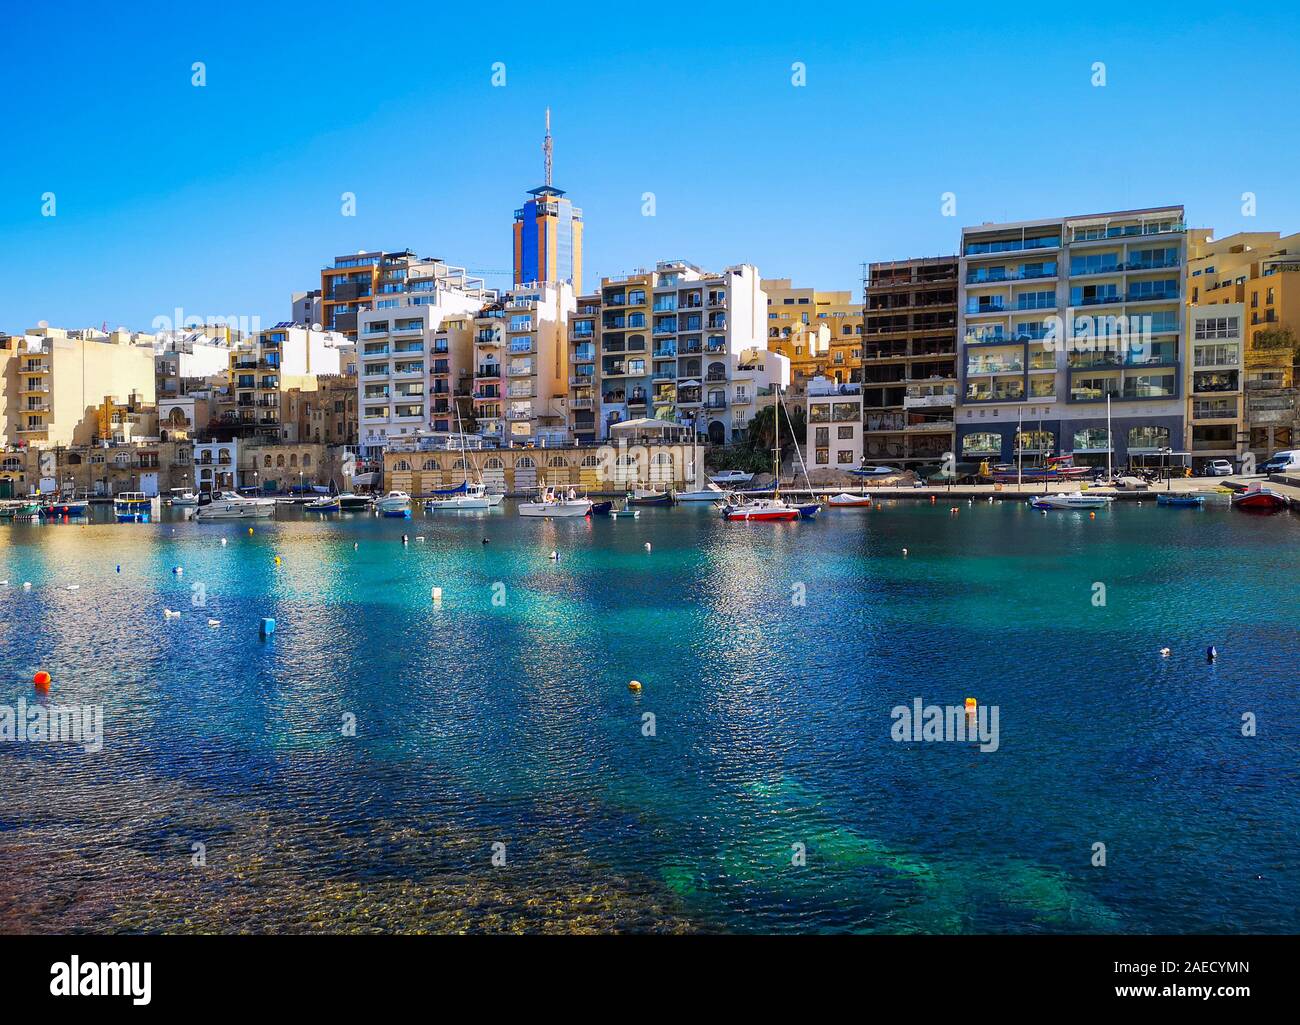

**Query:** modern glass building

left=513, top=185, right=583, bottom=293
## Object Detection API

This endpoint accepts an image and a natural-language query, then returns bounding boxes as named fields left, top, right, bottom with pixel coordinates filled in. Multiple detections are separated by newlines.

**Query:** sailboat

left=424, top=408, right=506, bottom=510
left=722, top=390, right=800, bottom=522
left=781, top=389, right=820, bottom=519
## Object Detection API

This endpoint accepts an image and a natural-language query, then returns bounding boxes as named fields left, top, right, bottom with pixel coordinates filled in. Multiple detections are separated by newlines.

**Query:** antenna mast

left=543, top=107, right=553, bottom=188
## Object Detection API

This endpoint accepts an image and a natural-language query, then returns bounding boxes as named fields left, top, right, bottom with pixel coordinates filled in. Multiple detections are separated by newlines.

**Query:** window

left=837, top=426, right=854, bottom=440
left=1195, top=316, right=1239, bottom=340
left=1127, top=426, right=1170, bottom=451
left=962, top=432, right=1002, bottom=456
left=837, top=450, right=854, bottom=464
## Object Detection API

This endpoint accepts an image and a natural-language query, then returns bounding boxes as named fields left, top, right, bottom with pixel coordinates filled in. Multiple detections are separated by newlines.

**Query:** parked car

left=1204, top=459, right=1235, bottom=477
left=1260, top=450, right=1300, bottom=474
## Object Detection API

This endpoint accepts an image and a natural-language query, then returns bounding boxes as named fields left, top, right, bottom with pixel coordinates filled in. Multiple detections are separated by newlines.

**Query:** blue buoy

left=1206, top=645, right=1217, bottom=663
left=172, top=566, right=183, bottom=575
left=116, top=565, right=121, bottom=573
left=260, top=617, right=276, bottom=638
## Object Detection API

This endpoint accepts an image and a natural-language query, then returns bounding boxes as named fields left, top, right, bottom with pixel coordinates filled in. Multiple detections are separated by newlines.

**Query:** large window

left=1073, top=428, right=1111, bottom=451
left=1128, top=426, right=1170, bottom=451
left=962, top=432, right=1003, bottom=456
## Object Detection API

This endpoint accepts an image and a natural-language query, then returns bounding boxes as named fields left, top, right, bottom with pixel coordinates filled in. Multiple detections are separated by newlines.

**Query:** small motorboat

left=375, top=491, right=413, bottom=517
left=41, top=496, right=90, bottom=517
left=305, top=495, right=341, bottom=512
left=1231, top=483, right=1289, bottom=512
left=850, top=465, right=902, bottom=478
left=518, top=487, right=593, bottom=518
left=627, top=488, right=673, bottom=507
left=589, top=501, right=613, bottom=516
left=194, top=491, right=277, bottom=520
left=166, top=488, right=200, bottom=507
left=114, top=491, right=153, bottom=522
left=708, top=470, right=754, bottom=486
left=1030, top=493, right=1114, bottom=510
left=609, top=500, right=640, bottom=518
left=1156, top=493, right=1205, bottom=507
left=827, top=493, right=873, bottom=508
left=676, top=481, right=728, bottom=502
left=337, top=492, right=373, bottom=511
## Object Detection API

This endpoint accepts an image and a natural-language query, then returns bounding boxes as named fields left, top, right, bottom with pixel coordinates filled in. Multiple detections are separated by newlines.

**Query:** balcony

left=477, top=364, right=501, bottom=378
left=966, top=362, right=1024, bottom=376
left=903, top=391, right=956, bottom=408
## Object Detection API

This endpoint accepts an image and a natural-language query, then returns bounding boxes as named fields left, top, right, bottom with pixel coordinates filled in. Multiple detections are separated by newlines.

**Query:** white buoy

left=431, top=586, right=443, bottom=604
left=163, top=608, right=181, bottom=619
left=645, top=542, right=652, bottom=552
left=66, top=584, right=79, bottom=591
left=1159, top=647, right=1171, bottom=657
left=901, top=548, right=908, bottom=556
left=172, top=566, right=184, bottom=575
left=23, top=582, right=32, bottom=591
left=220, top=538, right=228, bottom=546
left=208, top=618, right=221, bottom=628
left=416, top=535, right=426, bottom=542
left=549, top=550, right=558, bottom=561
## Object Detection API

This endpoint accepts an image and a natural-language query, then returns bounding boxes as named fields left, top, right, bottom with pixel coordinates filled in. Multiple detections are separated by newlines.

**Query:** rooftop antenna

left=543, top=107, right=553, bottom=188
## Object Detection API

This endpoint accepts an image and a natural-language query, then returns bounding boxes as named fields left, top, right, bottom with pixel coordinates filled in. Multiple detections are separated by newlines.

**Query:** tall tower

left=513, top=110, right=583, bottom=292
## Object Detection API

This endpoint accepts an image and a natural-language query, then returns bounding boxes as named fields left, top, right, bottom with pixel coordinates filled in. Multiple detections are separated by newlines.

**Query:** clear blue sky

left=2, top=0, right=1297, bottom=334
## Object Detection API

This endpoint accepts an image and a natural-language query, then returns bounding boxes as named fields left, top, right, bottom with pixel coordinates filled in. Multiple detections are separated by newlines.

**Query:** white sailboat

left=425, top=407, right=506, bottom=510
left=722, top=393, right=801, bottom=522
left=677, top=441, right=729, bottom=502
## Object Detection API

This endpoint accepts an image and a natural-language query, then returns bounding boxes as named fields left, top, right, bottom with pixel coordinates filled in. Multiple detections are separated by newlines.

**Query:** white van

left=1261, top=450, right=1300, bottom=474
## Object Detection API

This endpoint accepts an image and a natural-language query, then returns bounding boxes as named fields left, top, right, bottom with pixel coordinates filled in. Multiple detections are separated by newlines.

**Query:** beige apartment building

left=764, top=279, right=863, bottom=391
left=1, top=326, right=157, bottom=447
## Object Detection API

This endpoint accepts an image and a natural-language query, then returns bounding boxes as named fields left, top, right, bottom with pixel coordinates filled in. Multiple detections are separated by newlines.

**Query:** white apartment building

left=356, top=269, right=495, bottom=457
left=1187, top=303, right=1245, bottom=461
left=806, top=377, right=864, bottom=470
left=956, top=206, right=1188, bottom=469
left=472, top=281, right=575, bottom=446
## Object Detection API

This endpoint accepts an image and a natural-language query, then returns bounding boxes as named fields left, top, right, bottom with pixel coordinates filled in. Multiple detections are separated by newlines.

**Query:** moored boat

left=1030, top=492, right=1114, bottom=510
left=627, top=488, right=673, bottom=507
left=423, top=482, right=504, bottom=511
left=676, top=481, right=728, bottom=502
left=589, top=500, right=613, bottom=516
left=114, top=491, right=153, bottom=522
left=166, top=488, right=200, bottom=507
left=721, top=495, right=799, bottom=521
left=1231, top=483, right=1289, bottom=511
left=1156, top=493, right=1205, bottom=507
left=375, top=491, right=413, bottom=517
left=194, top=491, right=277, bottom=520
left=41, top=496, right=90, bottom=517
left=518, top=486, right=593, bottom=518
left=827, top=493, right=873, bottom=508
left=304, top=495, right=341, bottom=512
left=708, top=470, right=753, bottom=486
left=337, top=493, right=373, bottom=511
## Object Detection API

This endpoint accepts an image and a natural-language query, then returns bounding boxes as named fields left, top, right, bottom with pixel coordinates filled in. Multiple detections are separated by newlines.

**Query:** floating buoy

left=207, top=618, right=221, bottom=628
left=23, top=582, right=32, bottom=591
left=66, top=584, right=79, bottom=591
left=259, top=617, right=276, bottom=638
left=401, top=534, right=409, bottom=545
left=116, top=565, right=121, bottom=573
left=353, top=542, right=358, bottom=550
left=273, top=555, right=282, bottom=566
left=950, top=507, right=958, bottom=516
left=644, top=542, right=652, bottom=552
left=172, top=566, right=183, bottom=575
left=930, top=495, right=936, bottom=504
left=416, top=535, right=425, bottom=542
left=221, top=538, right=228, bottom=546
left=163, top=608, right=181, bottom=619
left=431, top=586, right=443, bottom=604
left=901, top=548, right=908, bottom=556
left=248, top=527, right=254, bottom=535
left=33, top=670, right=51, bottom=690
left=964, top=697, right=977, bottom=716
left=549, top=550, right=558, bottom=561
left=1089, top=511, right=1096, bottom=520
left=1206, top=645, right=1218, bottom=663
left=628, top=680, right=642, bottom=692
left=481, top=537, right=490, bottom=545
left=1159, top=647, right=1171, bottom=658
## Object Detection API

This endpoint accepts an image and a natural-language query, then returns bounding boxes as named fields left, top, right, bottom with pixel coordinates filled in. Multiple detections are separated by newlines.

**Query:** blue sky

left=1, top=0, right=1297, bottom=334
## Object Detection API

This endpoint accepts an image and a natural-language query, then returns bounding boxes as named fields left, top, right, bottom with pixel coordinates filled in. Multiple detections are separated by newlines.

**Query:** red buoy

left=34, top=670, right=51, bottom=690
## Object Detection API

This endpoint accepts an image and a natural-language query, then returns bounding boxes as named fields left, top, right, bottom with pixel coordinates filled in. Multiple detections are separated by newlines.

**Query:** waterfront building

left=0, top=439, right=192, bottom=499
left=284, top=374, right=358, bottom=447
left=956, top=207, right=1188, bottom=469
left=566, top=293, right=601, bottom=444
left=763, top=279, right=863, bottom=391
left=318, top=250, right=492, bottom=339
left=597, top=261, right=773, bottom=445
left=1184, top=303, right=1246, bottom=463
left=0, top=326, right=157, bottom=448
left=228, top=324, right=351, bottom=441
left=513, top=110, right=583, bottom=293
left=805, top=377, right=864, bottom=471
left=357, top=275, right=492, bottom=456
left=1187, top=230, right=1300, bottom=459
left=473, top=281, right=575, bottom=446
left=193, top=439, right=238, bottom=493
left=862, top=257, right=959, bottom=469
left=240, top=441, right=348, bottom=492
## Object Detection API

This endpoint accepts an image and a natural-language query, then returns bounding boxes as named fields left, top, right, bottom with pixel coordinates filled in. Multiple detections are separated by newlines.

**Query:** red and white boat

left=721, top=495, right=799, bottom=521
left=1231, top=482, right=1289, bottom=511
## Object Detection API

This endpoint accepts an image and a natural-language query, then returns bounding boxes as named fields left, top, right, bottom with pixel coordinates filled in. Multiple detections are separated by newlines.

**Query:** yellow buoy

left=274, top=556, right=281, bottom=565
left=628, top=680, right=642, bottom=692
left=248, top=527, right=254, bottom=535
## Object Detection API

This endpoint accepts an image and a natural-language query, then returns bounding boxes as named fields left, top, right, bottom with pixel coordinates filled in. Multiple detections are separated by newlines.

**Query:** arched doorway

left=708, top=420, right=726, bottom=446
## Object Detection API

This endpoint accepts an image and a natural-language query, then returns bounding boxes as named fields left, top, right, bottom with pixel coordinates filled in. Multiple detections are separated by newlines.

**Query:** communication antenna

left=543, top=107, right=553, bottom=188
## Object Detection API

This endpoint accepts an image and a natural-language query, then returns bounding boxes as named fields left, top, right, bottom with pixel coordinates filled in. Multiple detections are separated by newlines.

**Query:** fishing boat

left=827, top=493, right=873, bottom=508
left=304, top=494, right=341, bottom=512
left=589, top=500, right=613, bottom=516
left=194, top=491, right=277, bottom=520
left=1231, top=483, right=1289, bottom=511
left=992, top=454, right=1092, bottom=483
left=627, top=487, right=673, bottom=507
left=6, top=498, right=43, bottom=520
left=1156, top=493, right=1205, bottom=507
left=1030, top=493, right=1114, bottom=510
left=708, top=470, right=753, bottom=486
left=41, top=495, right=90, bottom=517
left=166, top=488, right=200, bottom=507
left=375, top=491, right=413, bottom=517
left=518, top=486, right=593, bottom=518
left=114, top=492, right=153, bottom=522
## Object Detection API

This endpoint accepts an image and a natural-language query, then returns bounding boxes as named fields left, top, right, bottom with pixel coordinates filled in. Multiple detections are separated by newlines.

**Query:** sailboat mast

left=1017, top=406, right=1024, bottom=492
left=1106, top=393, right=1112, bottom=481
left=773, top=387, right=781, bottom=500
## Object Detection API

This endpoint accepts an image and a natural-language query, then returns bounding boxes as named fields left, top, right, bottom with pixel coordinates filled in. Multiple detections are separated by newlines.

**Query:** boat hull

left=195, top=501, right=276, bottom=520
left=519, top=502, right=592, bottom=517
left=1232, top=494, right=1288, bottom=511
left=1156, top=495, right=1205, bottom=507
left=676, top=490, right=726, bottom=502
left=723, top=508, right=798, bottom=521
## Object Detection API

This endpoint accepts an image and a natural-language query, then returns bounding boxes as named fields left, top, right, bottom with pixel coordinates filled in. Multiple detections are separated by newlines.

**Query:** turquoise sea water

left=1, top=498, right=1298, bottom=933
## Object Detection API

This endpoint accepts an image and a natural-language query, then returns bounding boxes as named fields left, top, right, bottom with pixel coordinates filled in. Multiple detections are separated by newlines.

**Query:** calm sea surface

left=1, top=497, right=1298, bottom=933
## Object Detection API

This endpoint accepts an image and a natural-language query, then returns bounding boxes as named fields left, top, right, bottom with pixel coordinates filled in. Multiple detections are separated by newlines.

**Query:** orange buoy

left=965, top=696, right=977, bottom=716
left=930, top=495, right=936, bottom=504
left=34, top=670, right=51, bottom=690
left=1089, top=511, right=1096, bottom=520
